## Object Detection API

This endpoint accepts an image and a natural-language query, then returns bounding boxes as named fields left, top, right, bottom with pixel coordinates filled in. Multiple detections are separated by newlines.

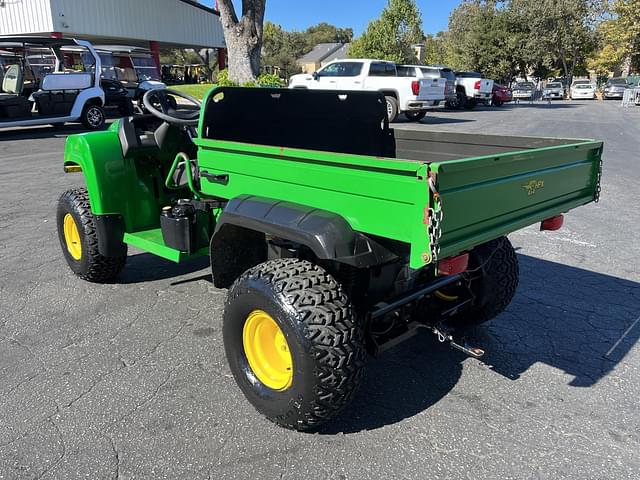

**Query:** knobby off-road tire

left=453, top=237, right=519, bottom=328
left=57, top=188, right=127, bottom=282
left=223, top=258, right=366, bottom=431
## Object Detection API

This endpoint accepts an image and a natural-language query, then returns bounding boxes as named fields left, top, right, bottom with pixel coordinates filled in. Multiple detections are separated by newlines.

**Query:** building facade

left=0, top=0, right=226, bottom=68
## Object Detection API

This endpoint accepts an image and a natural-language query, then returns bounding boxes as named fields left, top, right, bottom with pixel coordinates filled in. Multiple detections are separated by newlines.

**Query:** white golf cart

left=94, top=45, right=166, bottom=111
left=0, top=36, right=105, bottom=130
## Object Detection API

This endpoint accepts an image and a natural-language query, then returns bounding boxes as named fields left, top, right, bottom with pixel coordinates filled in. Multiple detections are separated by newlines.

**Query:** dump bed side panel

left=195, top=139, right=432, bottom=269
left=432, top=141, right=603, bottom=258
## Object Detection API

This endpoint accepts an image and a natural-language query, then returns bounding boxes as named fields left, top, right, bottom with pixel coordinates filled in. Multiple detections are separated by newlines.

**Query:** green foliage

left=262, top=21, right=354, bottom=78
left=348, top=0, right=424, bottom=63
left=215, top=69, right=238, bottom=87
left=256, top=73, right=286, bottom=87
left=588, top=0, right=640, bottom=74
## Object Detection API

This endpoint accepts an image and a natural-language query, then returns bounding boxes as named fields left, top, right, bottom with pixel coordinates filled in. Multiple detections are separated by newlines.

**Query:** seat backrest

left=200, top=88, right=396, bottom=158
left=41, top=72, right=92, bottom=91
left=2, top=64, right=23, bottom=94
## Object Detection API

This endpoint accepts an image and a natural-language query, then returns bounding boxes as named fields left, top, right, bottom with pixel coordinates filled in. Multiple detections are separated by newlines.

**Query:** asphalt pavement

left=1, top=100, right=639, bottom=479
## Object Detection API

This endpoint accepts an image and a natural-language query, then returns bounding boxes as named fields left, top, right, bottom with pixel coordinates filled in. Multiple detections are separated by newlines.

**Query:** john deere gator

left=56, top=87, right=603, bottom=431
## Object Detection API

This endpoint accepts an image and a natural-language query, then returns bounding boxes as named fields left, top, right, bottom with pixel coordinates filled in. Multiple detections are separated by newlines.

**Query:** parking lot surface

left=1, top=100, right=639, bottom=479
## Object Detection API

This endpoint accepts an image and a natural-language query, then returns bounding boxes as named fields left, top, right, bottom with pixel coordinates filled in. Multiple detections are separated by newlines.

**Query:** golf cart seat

left=0, top=64, right=32, bottom=118
left=32, top=72, right=92, bottom=116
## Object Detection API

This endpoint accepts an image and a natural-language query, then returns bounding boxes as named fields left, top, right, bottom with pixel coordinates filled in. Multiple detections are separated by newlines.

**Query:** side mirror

left=312, top=71, right=319, bottom=81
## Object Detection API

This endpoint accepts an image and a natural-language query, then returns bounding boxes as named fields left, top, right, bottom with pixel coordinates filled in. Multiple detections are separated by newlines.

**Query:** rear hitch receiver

left=432, top=325, right=485, bottom=359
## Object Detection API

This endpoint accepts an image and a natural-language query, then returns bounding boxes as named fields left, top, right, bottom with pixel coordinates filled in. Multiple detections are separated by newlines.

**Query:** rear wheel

left=223, top=258, right=365, bottom=431
left=404, top=110, right=427, bottom=122
left=449, top=237, right=519, bottom=329
left=57, top=188, right=127, bottom=282
left=384, top=96, right=399, bottom=122
left=81, top=104, right=105, bottom=130
left=463, top=99, right=477, bottom=110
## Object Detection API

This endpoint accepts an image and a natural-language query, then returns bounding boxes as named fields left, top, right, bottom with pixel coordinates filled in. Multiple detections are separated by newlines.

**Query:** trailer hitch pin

left=432, top=326, right=485, bottom=358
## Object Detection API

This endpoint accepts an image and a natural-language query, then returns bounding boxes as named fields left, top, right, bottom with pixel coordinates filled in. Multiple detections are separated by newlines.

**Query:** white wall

left=0, top=0, right=54, bottom=35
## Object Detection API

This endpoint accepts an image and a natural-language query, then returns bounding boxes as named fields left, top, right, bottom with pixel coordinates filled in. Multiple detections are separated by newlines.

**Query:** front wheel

left=81, top=104, right=105, bottom=130
left=223, top=259, right=366, bottom=431
left=57, top=189, right=127, bottom=282
left=404, top=110, right=427, bottom=122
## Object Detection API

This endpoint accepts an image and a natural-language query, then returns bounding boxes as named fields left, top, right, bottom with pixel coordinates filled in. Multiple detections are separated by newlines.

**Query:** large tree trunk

left=218, top=0, right=266, bottom=84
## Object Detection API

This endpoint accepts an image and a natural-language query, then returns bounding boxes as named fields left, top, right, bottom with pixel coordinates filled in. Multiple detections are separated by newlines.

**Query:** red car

left=491, top=83, right=513, bottom=106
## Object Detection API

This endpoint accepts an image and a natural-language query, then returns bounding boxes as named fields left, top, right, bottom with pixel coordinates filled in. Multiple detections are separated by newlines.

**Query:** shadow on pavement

left=396, top=116, right=474, bottom=125
left=0, top=118, right=119, bottom=141
left=117, top=253, right=210, bottom=284
left=322, top=254, right=639, bottom=434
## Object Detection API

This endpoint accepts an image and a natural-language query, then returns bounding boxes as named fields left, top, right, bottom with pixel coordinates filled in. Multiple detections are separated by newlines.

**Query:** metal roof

left=0, top=36, right=79, bottom=48
left=297, top=43, right=344, bottom=64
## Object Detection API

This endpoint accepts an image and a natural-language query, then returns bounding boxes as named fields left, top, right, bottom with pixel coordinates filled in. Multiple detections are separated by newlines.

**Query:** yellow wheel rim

left=434, top=290, right=459, bottom=302
left=63, top=213, right=82, bottom=261
left=242, top=310, right=293, bottom=391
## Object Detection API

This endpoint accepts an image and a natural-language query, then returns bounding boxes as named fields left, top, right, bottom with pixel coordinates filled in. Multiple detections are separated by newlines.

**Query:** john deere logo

left=523, top=180, right=545, bottom=196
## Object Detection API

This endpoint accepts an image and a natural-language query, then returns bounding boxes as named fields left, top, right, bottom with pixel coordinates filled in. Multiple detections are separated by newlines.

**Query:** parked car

left=543, top=82, right=564, bottom=99
left=397, top=64, right=456, bottom=106
left=288, top=59, right=446, bottom=122
left=602, top=78, right=629, bottom=100
left=513, top=81, right=536, bottom=100
left=0, top=36, right=106, bottom=130
left=451, top=71, right=494, bottom=109
left=633, top=85, right=640, bottom=106
left=491, top=83, right=513, bottom=106
left=570, top=83, right=596, bottom=100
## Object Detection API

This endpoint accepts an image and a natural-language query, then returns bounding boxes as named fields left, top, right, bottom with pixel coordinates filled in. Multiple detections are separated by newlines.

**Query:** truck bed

left=196, top=87, right=603, bottom=269
left=392, top=129, right=582, bottom=163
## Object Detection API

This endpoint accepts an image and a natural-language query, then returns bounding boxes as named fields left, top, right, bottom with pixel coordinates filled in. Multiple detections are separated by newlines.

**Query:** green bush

left=215, top=69, right=238, bottom=87
left=256, top=73, right=286, bottom=88
left=215, top=69, right=285, bottom=88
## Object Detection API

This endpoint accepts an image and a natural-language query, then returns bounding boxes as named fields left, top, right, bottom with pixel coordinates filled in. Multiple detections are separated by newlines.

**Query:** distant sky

left=199, top=1, right=458, bottom=35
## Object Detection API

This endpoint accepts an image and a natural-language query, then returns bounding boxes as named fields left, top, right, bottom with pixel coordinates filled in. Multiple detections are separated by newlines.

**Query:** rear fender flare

left=210, top=195, right=398, bottom=286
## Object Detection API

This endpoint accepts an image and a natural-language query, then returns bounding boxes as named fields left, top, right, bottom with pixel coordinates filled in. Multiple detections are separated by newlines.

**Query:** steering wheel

left=142, top=88, right=201, bottom=126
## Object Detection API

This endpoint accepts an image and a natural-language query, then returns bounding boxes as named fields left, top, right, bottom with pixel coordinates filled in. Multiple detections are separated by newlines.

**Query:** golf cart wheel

left=452, top=237, right=519, bottom=328
left=81, top=104, right=105, bottom=130
left=404, top=110, right=427, bottom=122
left=384, top=96, right=399, bottom=122
left=57, top=188, right=127, bottom=283
left=223, top=258, right=365, bottom=431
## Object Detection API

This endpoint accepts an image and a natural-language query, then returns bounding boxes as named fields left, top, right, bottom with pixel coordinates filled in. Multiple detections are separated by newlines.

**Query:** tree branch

left=218, top=0, right=239, bottom=26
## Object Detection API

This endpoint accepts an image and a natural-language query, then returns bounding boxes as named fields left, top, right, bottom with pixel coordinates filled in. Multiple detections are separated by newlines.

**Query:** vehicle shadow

left=321, top=254, right=639, bottom=434
left=117, top=252, right=210, bottom=284
left=0, top=116, right=121, bottom=141
left=495, top=102, right=578, bottom=110
left=395, top=116, right=474, bottom=125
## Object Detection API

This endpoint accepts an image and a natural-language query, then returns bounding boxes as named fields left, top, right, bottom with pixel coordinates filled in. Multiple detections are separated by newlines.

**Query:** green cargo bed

left=192, top=88, right=603, bottom=269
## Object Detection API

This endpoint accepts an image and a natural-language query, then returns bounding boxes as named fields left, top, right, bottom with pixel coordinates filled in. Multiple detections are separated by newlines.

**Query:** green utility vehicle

left=56, top=87, right=603, bottom=431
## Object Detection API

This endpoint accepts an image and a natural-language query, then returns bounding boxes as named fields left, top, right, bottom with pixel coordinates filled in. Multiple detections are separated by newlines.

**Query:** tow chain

left=428, top=175, right=443, bottom=262
left=594, top=148, right=603, bottom=203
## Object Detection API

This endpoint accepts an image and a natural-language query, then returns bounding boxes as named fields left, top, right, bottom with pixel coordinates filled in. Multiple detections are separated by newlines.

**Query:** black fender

left=210, top=195, right=398, bottom=287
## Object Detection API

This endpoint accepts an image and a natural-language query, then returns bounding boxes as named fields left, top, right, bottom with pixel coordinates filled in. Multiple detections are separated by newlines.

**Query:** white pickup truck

left=289, top=59, right=446, bottom=122
left=451, top=71, right=494, bottom=109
